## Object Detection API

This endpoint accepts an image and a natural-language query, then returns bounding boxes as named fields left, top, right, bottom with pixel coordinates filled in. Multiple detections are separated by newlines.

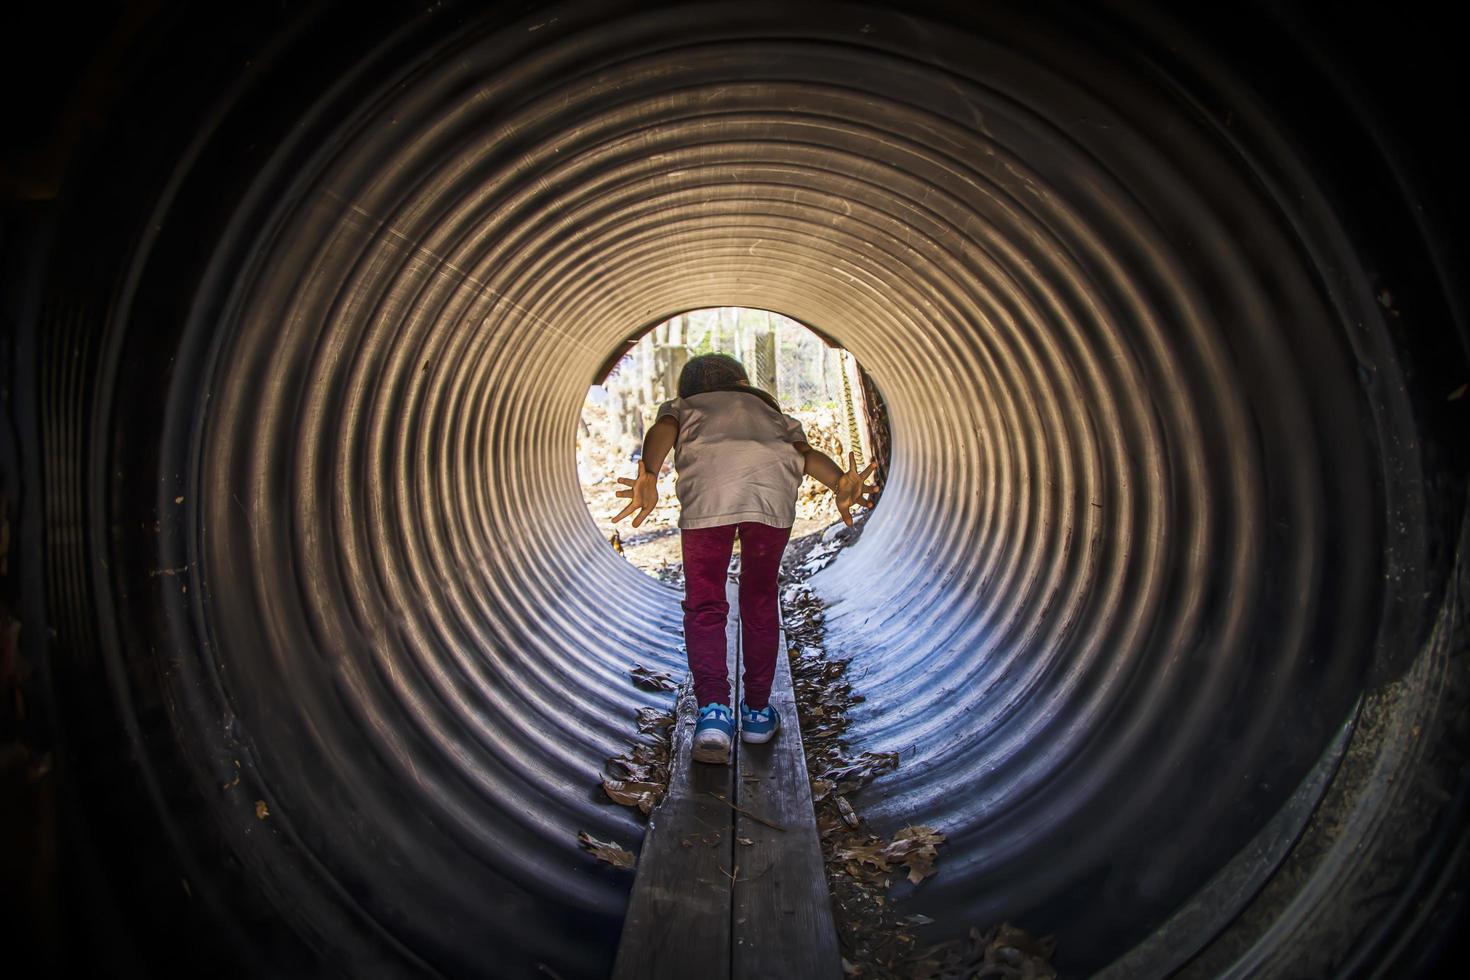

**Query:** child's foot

left=739, top=701, right=780, bottom=744
left=692, top=703, right=734, bottom=764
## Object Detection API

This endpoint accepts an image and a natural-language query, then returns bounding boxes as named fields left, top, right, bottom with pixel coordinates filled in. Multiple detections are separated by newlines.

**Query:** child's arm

left=612, top=416, right=678, bottom=526
left=797, top=445, right=880, bottom=527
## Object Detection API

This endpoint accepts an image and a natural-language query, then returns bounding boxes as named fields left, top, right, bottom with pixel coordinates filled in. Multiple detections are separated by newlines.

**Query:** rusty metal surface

left=8, top=1, right=1467, bottom=977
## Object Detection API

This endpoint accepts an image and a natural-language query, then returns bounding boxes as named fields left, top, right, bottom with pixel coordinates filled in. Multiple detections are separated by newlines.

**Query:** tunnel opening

left=579, top=307, right=882, bottom=582
left=4, top=2, right=1467, bottom=978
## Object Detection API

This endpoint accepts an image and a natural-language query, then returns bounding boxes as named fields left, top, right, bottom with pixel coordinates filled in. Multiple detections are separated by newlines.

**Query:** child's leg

left=734, top=522, right=793, bottom=710
left=681, top=525, right=739, bottom=707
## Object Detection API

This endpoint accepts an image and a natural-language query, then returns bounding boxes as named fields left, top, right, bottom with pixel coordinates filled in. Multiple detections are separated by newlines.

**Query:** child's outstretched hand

left=834, top=452, right=879, bottom=527
left=612, top=464, right=659, bottom=527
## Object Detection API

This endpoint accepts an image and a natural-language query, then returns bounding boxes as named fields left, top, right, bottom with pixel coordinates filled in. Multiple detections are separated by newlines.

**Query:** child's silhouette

left=612, top=353, right=877, bottom=763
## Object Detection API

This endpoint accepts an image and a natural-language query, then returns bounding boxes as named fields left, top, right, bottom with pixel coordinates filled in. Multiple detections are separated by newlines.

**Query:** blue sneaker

left=740, top=701, right=780, bottom=744
left=692, top=703, right=734, bottom=764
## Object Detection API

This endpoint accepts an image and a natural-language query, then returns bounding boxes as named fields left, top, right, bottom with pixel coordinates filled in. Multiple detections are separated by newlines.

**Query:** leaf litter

left=581, top=665, right=679, bottom=863
left=780, top=530, right=1058, bottom=979
left=603, top=674, right=677, bottom=815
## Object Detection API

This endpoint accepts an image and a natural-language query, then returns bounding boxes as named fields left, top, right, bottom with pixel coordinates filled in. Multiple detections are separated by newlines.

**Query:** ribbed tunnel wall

left=10, top=2, right=1468, bottom=978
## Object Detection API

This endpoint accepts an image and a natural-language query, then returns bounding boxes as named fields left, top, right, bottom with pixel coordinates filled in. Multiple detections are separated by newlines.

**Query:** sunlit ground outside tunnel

left=579, top=308, right=878, bottom=582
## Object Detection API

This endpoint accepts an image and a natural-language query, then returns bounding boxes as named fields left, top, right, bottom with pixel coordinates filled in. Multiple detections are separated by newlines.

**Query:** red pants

left=680, top=522, right=792, bottom=710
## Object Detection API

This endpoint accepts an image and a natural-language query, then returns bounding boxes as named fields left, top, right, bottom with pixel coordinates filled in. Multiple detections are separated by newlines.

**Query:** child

left=612, top=353, right=878, bottom=764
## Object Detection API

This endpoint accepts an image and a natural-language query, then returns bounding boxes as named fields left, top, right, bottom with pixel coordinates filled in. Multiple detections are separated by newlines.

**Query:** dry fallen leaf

left=629, top=663, right=679, bottom=692
left=908, top=921, right=1056, bottom=979
left=902, top=851, right=935, bottom=885
left=635, top=706, right=676, bottom=735
left=882, top=825, right=945, bottom=885
left=883, top=824, right=945, bottom=852
left=823, top=751, right=900, bottom=787
left=990, top=922, right=1057, bottom=961
left=835, top=795, right=861, bottom=828
left=834, top=841, right=890, bottom=872
left=577, top=831, right=637, bottom=870
left=601, top=776, right=665, bottom=814
left=608, top=756, right=658, bottom=782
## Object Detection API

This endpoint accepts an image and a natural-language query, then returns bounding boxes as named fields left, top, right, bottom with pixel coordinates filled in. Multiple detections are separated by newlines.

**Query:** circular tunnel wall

left=13, top=1, right=1468, bottom=977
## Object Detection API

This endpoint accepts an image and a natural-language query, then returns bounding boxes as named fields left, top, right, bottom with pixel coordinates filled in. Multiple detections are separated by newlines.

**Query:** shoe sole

left=741, top=722, right=780, bottom=744
left=692, top=732, right=731, bottom=764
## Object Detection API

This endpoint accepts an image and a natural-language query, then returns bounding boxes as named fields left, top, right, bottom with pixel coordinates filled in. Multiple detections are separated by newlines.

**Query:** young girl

left=612, top=354, right=877, bottom=764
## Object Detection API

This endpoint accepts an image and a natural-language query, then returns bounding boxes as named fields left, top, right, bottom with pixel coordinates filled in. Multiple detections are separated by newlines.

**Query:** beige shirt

left=655, top=390, right=808, bottom=529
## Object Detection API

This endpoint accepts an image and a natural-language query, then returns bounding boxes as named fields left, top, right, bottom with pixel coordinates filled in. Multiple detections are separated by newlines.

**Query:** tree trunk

left=663, top=314, right=689, bottom=398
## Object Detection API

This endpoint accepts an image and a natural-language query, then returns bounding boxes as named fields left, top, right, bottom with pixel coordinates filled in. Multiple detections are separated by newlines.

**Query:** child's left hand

left=612, top=464, right=660, bottom=527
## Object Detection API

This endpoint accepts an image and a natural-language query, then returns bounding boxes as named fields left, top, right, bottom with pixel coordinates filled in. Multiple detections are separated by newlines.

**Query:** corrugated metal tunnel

left=4, top=1, right=1467, bottom=977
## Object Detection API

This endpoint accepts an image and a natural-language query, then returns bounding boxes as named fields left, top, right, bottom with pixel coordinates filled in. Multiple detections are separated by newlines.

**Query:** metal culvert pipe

left=4, top=2, right=1465, bottom=977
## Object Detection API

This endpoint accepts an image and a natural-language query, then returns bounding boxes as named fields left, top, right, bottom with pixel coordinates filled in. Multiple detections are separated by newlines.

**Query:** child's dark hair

left=677, top=353, right=782, bottom=412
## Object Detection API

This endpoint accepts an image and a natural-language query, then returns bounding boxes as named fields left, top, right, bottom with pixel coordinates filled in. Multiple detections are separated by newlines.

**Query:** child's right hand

left=611, top=463, right=659, bottom=527
left=834, top=452, right=880, bottom=527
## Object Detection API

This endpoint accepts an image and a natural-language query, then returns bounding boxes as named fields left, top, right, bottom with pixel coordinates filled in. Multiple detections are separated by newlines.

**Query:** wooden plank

left=612, top=591, right=741, bottom=979
left=732, top=617, right=843, bottom=979
left=615, top=566, right=840, bottom=979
